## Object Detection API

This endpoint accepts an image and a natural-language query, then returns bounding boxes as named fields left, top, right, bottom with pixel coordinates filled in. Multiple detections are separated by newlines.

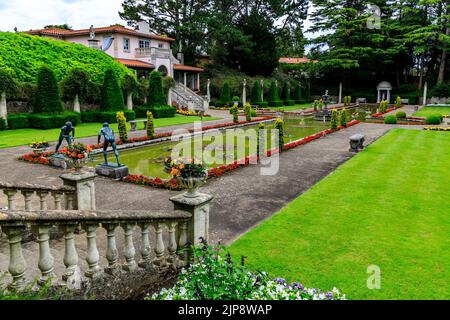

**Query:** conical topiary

left=220, top=82, right=231, bottom=104
left=148, top=71, right=166, bottom=106
left=33, top=65, right=63, bottom=113
left=251, top=81, right=262, bottom=103
left=101, top=68, right=125, bottom=111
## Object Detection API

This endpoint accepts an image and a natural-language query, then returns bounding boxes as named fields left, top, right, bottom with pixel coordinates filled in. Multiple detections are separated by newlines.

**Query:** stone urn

left=69, top=158, right=88, bottom=174
left=176, top=173, right=208, bottom=198
left=32, top=147, right=48, bottom=156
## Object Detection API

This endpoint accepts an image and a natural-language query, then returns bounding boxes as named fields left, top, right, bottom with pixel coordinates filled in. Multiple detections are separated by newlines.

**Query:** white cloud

left=0, top=0, right=125, bottom=32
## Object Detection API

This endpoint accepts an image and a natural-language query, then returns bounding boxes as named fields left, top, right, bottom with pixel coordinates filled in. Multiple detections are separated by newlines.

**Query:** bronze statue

left=98, top=122, right=122, bottom=166
left=55, top=121, right=75, bottom=152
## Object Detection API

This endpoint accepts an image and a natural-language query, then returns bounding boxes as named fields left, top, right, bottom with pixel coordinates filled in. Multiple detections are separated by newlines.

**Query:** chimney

left=136, top=21, right=150, bottom=34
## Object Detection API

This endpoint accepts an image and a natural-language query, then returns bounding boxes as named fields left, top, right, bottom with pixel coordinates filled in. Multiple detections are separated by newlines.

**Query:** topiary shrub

left=251, top=81, right=263, bottom=104
left=7, top=113, right=29, bottom=129
left=220, top=82, right=231, bottom=104
left=275, top=118, right=284, bottom=151
left=147, top=111, right=155, bottom=139
left=148, top=71, right=166, bottom=106
left=116, top=111, right=128, bottom=143
left=340, top=108, right=349, bottom=127
left=431, top=83, right=450, bottom=98
left=293, top=83, right=302, bottom=103
left=61, top=68, right=89, bottom=110
left=232, top=96, right=240, bottom=103
left=330, top=109, right=339, bottom=130
left=384, top=115, right=397, bottom=124
left=230, top=104, right=239, bottom=123
left=33, top=65, right=63, bottom=114
left=244, top=103, right=252, bottom=121
left=0, top=117, right=6, bottom=130
left=28, top=112, right=81, bottom=129
left=122, top=73, right=138, bottom=110
left=396, top=111, right=407, bottom=119
left=134, top=105, right=175, bottom=118
left=101, top=68, right=125, bottom=111
left=280, top=82, right=291, bottom=102
left=395, top=96, right=402, bottom=108
left=268, top=81, right=281, bottom=107
left=425, top=114, right=443, bottom=125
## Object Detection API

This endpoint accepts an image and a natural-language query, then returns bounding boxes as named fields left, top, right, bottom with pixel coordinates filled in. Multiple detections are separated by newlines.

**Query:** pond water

left=90, top=117, right=329, bottom=178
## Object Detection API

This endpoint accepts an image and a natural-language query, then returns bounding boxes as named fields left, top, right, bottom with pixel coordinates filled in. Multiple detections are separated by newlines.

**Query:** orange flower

left=71, top=152, right=77, bottom=158
left=78, top=154, right=84, bottom=159
left=170, top=168, right=179, bottom=176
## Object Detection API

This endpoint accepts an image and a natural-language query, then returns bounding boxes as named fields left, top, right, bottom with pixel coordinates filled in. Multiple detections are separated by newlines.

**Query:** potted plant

left=30, top=140, right=50, bottom=156
left=59, top=142, right=92, bottom=173
left=167, top=158, right=208, bottom=198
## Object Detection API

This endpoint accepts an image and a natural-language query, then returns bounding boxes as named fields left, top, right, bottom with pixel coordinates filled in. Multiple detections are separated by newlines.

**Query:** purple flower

left=325, top=292, right=334, bottom=300
left=291, top=282, right=305, bottom=291
left=274, top=278, right=287, bottom=285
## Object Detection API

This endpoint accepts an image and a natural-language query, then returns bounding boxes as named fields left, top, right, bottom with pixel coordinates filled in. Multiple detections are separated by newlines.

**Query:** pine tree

left=33, top=66, right=63, bottom=114
left=101, top=68, right=125, bottom=111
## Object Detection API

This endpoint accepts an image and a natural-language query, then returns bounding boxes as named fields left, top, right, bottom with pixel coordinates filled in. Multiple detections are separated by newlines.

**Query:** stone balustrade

left=0, top=181, right=76, bottom=211
left=0, top=209, right=192, bottom=290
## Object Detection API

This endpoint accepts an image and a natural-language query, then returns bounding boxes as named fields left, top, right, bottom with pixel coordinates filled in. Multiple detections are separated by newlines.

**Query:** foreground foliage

left=150, top=243, right=345, bottom=300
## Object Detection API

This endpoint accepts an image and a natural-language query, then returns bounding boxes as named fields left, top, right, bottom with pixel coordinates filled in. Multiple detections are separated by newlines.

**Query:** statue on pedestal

left=98, top=122, right=122, bottom=167
left=55, top=122, right=75, bottom=152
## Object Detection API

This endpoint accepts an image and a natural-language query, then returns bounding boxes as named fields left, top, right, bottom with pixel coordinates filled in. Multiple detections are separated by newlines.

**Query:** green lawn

left=413, top=106, right=450, bottom=117
left=229, top=129, right=450, bottom=300
left=0, top=115, right=220, bottom=149
left=269, top=103, right=312, bottom=112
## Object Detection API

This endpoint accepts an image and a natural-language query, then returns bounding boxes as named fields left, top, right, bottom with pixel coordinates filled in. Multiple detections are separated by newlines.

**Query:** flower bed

left=424, top=126, right=450, bottom=132
left=371, top=107, right=396, bottom=118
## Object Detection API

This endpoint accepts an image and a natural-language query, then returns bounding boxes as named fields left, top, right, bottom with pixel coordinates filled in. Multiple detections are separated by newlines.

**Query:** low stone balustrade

left=0, top=209, right=192, bottom=290
left=0, top=182, right=76, bottom=211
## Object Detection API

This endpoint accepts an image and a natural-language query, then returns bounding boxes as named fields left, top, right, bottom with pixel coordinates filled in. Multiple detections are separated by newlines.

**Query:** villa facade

left=27, top=22, right=203, bottom=92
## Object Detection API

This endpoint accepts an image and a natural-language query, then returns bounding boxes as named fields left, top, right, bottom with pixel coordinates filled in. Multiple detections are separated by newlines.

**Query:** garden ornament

left=98, top=122, right=122, bottom=166
left=55, top=121, right=75, bottom=152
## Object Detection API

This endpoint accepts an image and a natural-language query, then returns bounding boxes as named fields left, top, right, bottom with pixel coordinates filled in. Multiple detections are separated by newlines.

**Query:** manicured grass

left=269, top=103, right=311, bottom=112
left=413, top=106, right=450, bottom=117
left=0, top=115, right=220, bottom=149
left=229, top=129, right=450, bottom=300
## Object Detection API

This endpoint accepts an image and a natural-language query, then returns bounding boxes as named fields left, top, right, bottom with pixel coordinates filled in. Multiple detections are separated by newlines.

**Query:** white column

left=126, top=93, right=133, bottom=110
left=242, top=79, right=247, bottom=105
left=423, top=82, right=428, bottom=106
left=207, top=79, right=211, bottom=102
left=377, top=90, right=381, bottom=103
left=0, top=92, right=7, bottom=126
left=338, top=82, right=343, bottom=104
left=197, top=74, right=200, bottom=91
left=260, top=80, right=264, bottom=101
left=167, top=87, right=172, bottom=105
left=387, top=90, right=391, bottom=104
left=73, top=94, right=81, bottom=113
left=184, top=72, right=187, bottom=89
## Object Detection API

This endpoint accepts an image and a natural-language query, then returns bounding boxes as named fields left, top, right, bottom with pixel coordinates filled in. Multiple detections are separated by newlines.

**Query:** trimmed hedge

left=384, top=115, right=397, bottom=124
left=425, top=114, right=443, bottom=125
left=7, top=113, right=30, bottom=129
left=283, top=100, right=295, bottom=106
left=134, top=105, right=176, bottom=119
left=24, top=112, right=81, bottom=129
left=269, top=101, right=284, bottom=107
left=253, top=101, right=269, bottom=108
left=81, top=110, right=136, bottom=123
left=396, top=111, right=407, bottom=119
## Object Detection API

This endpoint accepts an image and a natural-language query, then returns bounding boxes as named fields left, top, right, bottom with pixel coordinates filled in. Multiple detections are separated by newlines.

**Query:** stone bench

left=349, top=134, right=365, bottom=152
left=129, top=119, right=148, bottom=132
left=356, top=98, right=367, bottom=103
left=400, top=99, right=409, bottom=104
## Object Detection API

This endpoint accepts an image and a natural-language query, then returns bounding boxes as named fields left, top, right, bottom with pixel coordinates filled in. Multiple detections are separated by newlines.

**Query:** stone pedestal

left=95, top=163, right=129, bottom=180
left=170, top=193, right=213, bottom=246
left=60, top=171, right=97, bottom=210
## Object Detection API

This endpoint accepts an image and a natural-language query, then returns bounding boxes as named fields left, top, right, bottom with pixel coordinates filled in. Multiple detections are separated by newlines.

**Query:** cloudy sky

left=0, top=0, right=125, bottom=32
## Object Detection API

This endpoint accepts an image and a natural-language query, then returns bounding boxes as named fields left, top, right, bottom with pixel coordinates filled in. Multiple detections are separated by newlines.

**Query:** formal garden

left=1, top=0, right=450, bottom=304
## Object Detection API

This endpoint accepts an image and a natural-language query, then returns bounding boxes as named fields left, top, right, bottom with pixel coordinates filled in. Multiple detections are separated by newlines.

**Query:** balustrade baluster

left=3, top=226, right=27, bottom=289
left=51, top=191, right=63, bottom=210
left=36, top=191, right=49, bottom=211
left=61, top=224, right=81, bottom=289
left=153, top=222, right=166, bottom=266
left=83, top=224, right=101, bottom=278
left=138, top=222, right=151, bottom=268
left=177, top=221, right=189, bottom=266
left=66, top=193, right=74, bottom=210
left=168, top=221, right=178, bottom=265
left=103, top=223, right=119, bottom=275
left=31, top=224, right=55, bottom=285
left=3, top=189, right=18, bottom=210
left=21, top=190, right=34, bottom=212
left=122, top=223, right=137, bottom=271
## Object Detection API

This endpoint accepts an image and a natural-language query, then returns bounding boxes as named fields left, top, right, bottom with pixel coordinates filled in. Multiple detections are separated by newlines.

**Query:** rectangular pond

left=89, top=117, right=329, bottom=179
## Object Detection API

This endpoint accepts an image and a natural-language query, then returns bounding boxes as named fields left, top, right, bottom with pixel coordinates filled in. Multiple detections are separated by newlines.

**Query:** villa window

left=123, top=38, right=130, bottom=52
left=158, top=43, right=164, bottom=49
left=139, top=39, right=150, bottom=49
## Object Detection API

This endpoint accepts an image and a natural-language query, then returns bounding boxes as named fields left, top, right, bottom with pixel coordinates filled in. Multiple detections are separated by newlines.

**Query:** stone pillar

left=338, top=82, right=343, bottom=104
left=423, top=82, right=428, bottom=106
left=242, top=79, right=247, bottom=105
left=73, top=94, right=81, bottom=113
left=387, top=90, right=391, bottom=103
left=126, top=93, right=133, bottom=110
left=184, top=72, right=187, bottom=89
left=0, top=92, right=7, bottom=126
left=170, top=193, right=213, bottom=246
left=167, top=87, right=172, bottom=106
left=377, top=90, right=381, bottom=103
left=207, top=79, right=211, bottom=102
left=260, top=80, right=264, bottom=101
left=197, top=74, right=200, bottom=91
left=60, top=172, right=96, bottom=210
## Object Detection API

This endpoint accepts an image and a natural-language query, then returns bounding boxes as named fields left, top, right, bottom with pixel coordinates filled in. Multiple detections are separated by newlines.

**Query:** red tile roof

left=173, top=64, right=204, bottom=72
left=116, top=58, right=155, bottom=69
left=27, top=26, right=175, bottom=42
left=279, top=57, right=319, bottom=64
